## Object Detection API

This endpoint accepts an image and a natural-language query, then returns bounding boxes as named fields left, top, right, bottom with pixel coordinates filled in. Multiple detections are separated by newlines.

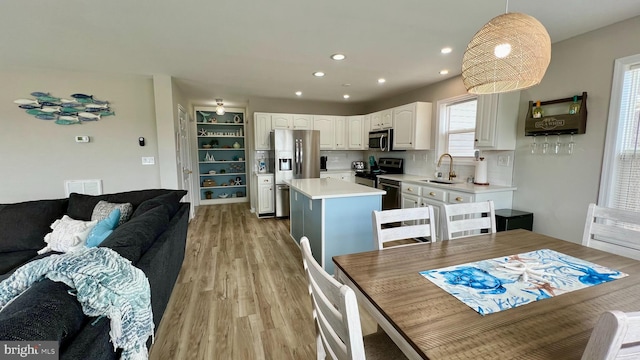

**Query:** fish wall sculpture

left=14, top=92, right=115, bottom=125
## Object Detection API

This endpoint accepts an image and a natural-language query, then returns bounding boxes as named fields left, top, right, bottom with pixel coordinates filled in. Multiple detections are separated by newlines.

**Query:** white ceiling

left=2, top=0, right=640, bottom=107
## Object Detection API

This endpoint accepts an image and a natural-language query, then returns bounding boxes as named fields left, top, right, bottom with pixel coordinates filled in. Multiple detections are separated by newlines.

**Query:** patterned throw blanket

left=0, top=248, right=154, bottom=360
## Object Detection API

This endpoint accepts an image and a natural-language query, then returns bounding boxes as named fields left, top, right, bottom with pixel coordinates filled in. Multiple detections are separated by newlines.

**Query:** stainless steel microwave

left=368, top=129, right=394, bottom=151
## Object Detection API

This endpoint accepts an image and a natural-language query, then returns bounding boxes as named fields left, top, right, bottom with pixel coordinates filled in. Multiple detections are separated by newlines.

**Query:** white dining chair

left=582, top=310, right=640, bottom=360
left=372, top=206, right=437, bottom=250
left=582, top=203, right=640, bottom=260
left=442, top=200, right=496, bottom=240
left=300, top=237, right=407, bottom=360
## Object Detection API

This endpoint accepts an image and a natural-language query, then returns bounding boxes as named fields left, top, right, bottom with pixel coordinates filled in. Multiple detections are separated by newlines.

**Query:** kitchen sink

left=423, top=179, right=461, bottom=185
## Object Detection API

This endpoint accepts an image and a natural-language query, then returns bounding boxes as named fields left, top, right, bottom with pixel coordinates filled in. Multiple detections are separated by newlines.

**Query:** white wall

left=513, top=16, right=640, bottom=243
left=0, top=68, right=161, bottom=202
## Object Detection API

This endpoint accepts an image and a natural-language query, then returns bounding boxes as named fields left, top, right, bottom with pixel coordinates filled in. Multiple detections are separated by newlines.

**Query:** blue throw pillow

left=86, top=208, right=120, bottom=247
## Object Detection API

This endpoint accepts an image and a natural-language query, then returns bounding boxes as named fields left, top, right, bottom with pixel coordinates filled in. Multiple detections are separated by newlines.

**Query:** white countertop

left=378, top=174, right=517, bottom=194
left=321, top=168, right=353, bottom=174
left=287, top=178, right=385, bottom=199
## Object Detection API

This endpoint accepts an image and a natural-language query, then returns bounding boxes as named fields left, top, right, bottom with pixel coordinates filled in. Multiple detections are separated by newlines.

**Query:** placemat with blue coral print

left=419, top=248, right=628, bottom=316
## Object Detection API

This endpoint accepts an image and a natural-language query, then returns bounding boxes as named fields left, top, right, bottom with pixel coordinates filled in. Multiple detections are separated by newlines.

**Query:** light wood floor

left=149, top=203, right=378, bottom=359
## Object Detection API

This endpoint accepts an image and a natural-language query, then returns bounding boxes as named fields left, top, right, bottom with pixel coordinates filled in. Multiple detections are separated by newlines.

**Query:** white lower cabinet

left=256, top=174, right=274, bottom=216
left=401, top=181, right=513, bottom=241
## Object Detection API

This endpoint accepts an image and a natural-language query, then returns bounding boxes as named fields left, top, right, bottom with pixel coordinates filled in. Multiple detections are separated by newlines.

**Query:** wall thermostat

left=75, top=135, right=90, bottom=143
left=139, top=137, right=145, bottom=146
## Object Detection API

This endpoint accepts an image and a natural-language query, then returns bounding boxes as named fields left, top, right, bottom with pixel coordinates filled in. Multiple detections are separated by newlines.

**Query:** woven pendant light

left=462, top=12, right=551, bottom=94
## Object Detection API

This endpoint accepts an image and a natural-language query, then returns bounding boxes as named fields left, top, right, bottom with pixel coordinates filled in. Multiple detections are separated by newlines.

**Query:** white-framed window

left=437, top=94, right=478, bottom=160
left=599, top=54, right=640, bottom=211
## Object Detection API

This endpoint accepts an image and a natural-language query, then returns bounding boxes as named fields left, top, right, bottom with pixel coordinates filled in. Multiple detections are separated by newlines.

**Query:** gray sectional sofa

left=0, top=189, right=190, bottom=360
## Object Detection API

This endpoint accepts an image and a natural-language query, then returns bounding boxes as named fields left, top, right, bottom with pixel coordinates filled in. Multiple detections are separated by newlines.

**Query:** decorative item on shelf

left=220, top=169, right=226, bottom=174
left=236, top=191, right=244, bottom=198
left=203, top=179, right=216, bottom=187
left=198, top=111, right=210, bottom=123
left=234, top=114, right=242, bottom=123
left=202, top=144, right=212, bottom=149
left=229, top=179, right=235, bottom=186
left=532, top=101, right=543, bottom=118
left=210, top=139, right=218, bottom=148
left=204, top=152, right=214, bottom=162
left=211, top=117, right=217, bottom=123
left=461, top=3, right=551, bottom=94
left=218, top=193, right=229, bottom=198
left=198, top=128, right=207, bottom=136
left=233, top=141, right=241, bottom=149
left=234, top=177, right=242, bottom=185
left=14, top=92, right=114, bottom=125
left=204, top=191, right=213, bottom=199
left=209, top=170, right=216, bottom=174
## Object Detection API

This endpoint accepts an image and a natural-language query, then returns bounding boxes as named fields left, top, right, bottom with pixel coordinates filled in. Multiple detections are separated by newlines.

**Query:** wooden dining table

left=332, top=229, right=640, bottom=360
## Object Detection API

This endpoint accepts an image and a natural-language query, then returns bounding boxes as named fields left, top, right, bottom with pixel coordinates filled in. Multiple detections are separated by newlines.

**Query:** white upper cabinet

left=334, top=116, right=347, bottom=149
left=292, top=114, right=313, bottom=129
left=475, top=91, right=520, bottom=150
left=313, top=115, right=335, bottom=150
left=392, top=102, right=433, bottom=150
left=371, top=109, right=393, bottom=130
left=347, top=115, right=365, bottom=149
left=363, top=114, right=371, bottom=149
left=254, top=112, right=272, bottom=150
left=271, top=113, right=293, bottom=129
left=271, top=113, right=313, bottom=129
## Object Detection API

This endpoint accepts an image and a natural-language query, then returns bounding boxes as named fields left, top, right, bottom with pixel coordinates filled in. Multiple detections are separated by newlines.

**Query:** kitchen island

left=287, top=178, right=385, bottom=274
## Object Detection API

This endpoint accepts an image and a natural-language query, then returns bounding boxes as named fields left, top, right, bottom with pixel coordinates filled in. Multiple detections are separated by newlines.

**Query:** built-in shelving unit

left=195, top=107, right=247, bottom=204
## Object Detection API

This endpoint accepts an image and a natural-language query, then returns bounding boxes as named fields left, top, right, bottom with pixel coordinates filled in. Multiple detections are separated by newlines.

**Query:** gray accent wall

left=512, top=16, right=640, bottom=243
left=0, top=68, right=161, bottom=202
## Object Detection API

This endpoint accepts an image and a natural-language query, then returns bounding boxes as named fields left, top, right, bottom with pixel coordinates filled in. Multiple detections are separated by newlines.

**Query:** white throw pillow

left=38, top=215, right=98, bottom=255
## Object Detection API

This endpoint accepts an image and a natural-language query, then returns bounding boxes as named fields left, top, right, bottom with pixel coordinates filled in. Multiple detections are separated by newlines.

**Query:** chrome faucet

left=437, top=153, right=457, bottom=181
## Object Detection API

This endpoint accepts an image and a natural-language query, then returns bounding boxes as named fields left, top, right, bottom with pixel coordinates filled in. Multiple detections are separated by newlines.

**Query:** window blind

left=612, top=65, right=640, bottom=211
left=446, top=99, right=477, bottom=157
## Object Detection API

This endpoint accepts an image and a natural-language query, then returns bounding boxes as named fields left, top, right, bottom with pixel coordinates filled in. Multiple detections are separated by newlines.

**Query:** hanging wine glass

left=530, top=135, right=538, bottom=155
left=554, top=134, right=561, bottom=155
left=542, top=134, right=549, bottom=155
left=568, top=133, right=575, bottom=155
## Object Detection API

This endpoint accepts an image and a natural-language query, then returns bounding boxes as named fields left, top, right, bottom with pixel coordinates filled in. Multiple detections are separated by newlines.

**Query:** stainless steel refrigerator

left=271, top=129, right=321, bottom=217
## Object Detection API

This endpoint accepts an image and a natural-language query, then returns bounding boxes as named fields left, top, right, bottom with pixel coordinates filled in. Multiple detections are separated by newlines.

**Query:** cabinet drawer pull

left=407, top=187, right=414, bottom=192
left=429, top=192, right=436, bottom=196
left=455, top=196, right=463, bottom=202
left=263, top=179, right=269, bottom=182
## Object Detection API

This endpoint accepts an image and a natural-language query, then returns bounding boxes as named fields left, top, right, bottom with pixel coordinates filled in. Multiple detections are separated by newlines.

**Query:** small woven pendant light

left=462, top=10, right=551, bottom=94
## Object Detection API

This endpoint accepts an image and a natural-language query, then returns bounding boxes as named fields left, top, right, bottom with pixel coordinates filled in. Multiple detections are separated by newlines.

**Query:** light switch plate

left=142, top=157, right=155, bottom=165
left=498, top=155, right=511, bottom=167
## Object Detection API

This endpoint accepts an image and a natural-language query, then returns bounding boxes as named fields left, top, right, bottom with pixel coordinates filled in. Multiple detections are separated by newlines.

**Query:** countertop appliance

left=352, top=161, right=365, bottom=172
left=369, top=129, right=394, bottom=152
left=271, top=129, right=321, bottom=218
left=320, top=156, right=328, bottom=171
left=354, top=157, right=403, bottom=188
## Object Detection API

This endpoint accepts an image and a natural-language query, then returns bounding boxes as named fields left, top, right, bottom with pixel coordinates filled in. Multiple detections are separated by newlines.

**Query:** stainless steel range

left=354, top=158, right=403, bottom=210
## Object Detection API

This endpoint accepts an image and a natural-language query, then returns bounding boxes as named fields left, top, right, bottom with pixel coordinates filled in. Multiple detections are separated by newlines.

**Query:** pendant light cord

left=505, top=0, right=509, bottom=13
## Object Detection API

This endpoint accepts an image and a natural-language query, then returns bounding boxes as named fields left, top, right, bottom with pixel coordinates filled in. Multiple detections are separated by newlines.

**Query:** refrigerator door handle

left=299, top=139, right=304, bottom=174
left=295, top=139, right=300, bottom=175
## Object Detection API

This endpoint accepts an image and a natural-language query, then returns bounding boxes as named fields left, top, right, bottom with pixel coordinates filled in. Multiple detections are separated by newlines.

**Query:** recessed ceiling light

left=440, top=69, right=449, bottom=75
left=313, top=71, right=325, bottom=77
left=378, top=78, right=386, bottom=84
left=441, top=47, right=452, bottom=54
left=343, top=94, right=350, bottom=99
left=331, top=54, right=346, bottom=61
left=295, top=91, right=302, bottom=96
left=342, top=83, right=351, bottom=87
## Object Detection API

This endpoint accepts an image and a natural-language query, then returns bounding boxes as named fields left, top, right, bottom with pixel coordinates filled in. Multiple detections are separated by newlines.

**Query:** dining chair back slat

left=582, top=203, right=640, bottom=260
left=372, top=206, right=436, bottom=250
left=301, top=237, right=364, bottom=359
left=443, top=200, right=496, bottom=240
left=582, top=310, right=640, bottom=360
